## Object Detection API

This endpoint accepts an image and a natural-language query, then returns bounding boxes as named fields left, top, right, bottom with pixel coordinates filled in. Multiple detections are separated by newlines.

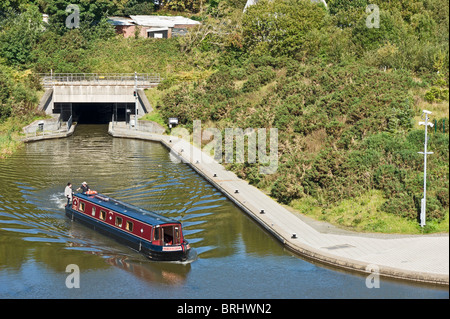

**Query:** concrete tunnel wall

left=39, top=86, right=153, bottom=120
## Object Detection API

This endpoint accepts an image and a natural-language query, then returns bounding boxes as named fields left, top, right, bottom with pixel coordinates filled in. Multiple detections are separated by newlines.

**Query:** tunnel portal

left=54, top=103, right=136, bottom=124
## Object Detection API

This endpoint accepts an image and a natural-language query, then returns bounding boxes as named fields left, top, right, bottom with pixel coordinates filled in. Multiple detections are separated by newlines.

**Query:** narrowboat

left=65, top=191, right=191, bottom=261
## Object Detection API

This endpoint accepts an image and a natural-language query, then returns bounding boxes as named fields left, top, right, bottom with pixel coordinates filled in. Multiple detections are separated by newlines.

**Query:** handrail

left=67, top=115, right=73, bottom=132
left=38, top=73, right=162, bottom=88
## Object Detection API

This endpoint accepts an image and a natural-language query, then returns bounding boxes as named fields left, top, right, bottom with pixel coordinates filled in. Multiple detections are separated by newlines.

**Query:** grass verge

left=0, top=114, right=49, bottom=159
left=291, top=189, right=449, bottom=234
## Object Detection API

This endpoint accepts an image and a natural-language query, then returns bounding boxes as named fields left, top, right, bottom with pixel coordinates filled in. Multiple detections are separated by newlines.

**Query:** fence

left=434, top=119, right=448, bottom=133
left=39, top=73, right=162, bottom=88
left=22, top=114, right=65, bottom=138
left=110, top=114, right=165, bottom=135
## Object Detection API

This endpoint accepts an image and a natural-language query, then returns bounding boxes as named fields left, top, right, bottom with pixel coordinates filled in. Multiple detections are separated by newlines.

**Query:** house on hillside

left=108, top=15, right=201, bottom=39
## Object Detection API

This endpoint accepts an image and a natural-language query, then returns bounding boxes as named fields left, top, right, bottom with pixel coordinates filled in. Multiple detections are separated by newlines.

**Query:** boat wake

left=169, top=248, right=198, bottom=265
left=49, top=192, right=67, bottom=209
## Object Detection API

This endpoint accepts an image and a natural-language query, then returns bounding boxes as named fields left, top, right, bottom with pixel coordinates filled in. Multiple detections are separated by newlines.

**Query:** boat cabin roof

left=75, top=192, right=180, bottom=227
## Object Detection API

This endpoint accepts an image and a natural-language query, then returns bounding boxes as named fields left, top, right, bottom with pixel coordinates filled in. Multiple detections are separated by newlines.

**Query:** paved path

left=109, top=123, right=449, bottom=286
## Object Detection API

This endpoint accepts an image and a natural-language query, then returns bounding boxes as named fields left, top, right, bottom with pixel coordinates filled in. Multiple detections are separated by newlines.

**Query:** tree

left=327, top=0, right=368, bottom=15
left=0, top=66, right=13, bottom=121
left=167, top=0, right=202, bottom=12
left=0, top=5, right=43, bottom=67
left=242, top=0, right=327, bottom=58
left=45, top=0, right=117, bottom=35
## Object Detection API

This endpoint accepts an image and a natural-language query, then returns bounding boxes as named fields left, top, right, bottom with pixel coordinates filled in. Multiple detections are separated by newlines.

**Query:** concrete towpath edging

left=21, top=123, right=76, bottom=143
left=108, top=123, right=449, bottom=286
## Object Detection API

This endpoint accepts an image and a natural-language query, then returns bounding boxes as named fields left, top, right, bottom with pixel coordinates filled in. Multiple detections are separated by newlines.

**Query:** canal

left=0, top=125, right=447, bottom=298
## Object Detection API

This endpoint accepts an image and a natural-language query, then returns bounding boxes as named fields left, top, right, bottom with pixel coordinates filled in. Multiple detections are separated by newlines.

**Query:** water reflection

left=105, top=257, right=191, bottom=286
left=0, top=125, right=448, bottom=298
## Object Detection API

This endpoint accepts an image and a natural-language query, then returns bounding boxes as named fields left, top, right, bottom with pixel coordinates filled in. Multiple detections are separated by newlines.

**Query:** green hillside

left=1, top=0, right=448, bottom=233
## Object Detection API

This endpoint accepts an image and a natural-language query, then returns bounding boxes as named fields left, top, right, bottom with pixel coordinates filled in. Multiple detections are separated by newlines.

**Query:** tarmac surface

left=109, top=123, right=449, bottom=286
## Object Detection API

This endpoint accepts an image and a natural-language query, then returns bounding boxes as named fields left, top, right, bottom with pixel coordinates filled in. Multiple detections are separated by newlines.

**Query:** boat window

left=175, top=227, right=180, bottom=240
left=79, top=202, right=85, bottom=212
left=163, top=226, right=174, bottom=245
left=154, top=227, right=160, bottom=241
left=92, top=207, right=96, bottom=216
left=126, top=221, right=133, bottom=232
left=115, top=216, right=123, bottom=227
left=100, top=210, right=106, bottom=220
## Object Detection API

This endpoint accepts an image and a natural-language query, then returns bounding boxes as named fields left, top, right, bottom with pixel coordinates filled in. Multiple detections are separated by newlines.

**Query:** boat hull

left=65, top=206, right=190, bottom=262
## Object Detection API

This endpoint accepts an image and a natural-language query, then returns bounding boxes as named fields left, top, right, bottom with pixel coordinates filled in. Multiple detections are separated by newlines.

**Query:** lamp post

left=418, top=110, right=434, bottom=227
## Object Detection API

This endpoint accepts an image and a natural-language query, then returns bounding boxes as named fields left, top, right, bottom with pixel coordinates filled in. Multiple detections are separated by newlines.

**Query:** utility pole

left=418, top=110, right=434, bottom=227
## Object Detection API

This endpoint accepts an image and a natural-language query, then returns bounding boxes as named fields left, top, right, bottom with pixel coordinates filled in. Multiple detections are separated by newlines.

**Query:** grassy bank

left=0, top=131, right=21, bottom=159
left=291, top=190, right=449, bottom=234
left=0, top=116, right=27, bottom=158
left=0, top=113, right=52, bottom=158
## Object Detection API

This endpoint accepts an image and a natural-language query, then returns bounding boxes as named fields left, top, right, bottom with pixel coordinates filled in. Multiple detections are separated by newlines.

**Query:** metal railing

left=67, top=115, right=73, bottom=132
left=39, top=73, right=162, bottom=88
left=22, top=114, right=68, bottom=139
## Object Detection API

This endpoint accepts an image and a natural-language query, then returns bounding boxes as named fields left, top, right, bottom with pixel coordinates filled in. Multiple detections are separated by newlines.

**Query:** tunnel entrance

left=54, top=103, right=136, bottom=124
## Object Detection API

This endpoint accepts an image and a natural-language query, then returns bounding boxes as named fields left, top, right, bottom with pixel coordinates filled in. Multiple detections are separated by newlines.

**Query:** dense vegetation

left=0, top=0, right=448, bottom=233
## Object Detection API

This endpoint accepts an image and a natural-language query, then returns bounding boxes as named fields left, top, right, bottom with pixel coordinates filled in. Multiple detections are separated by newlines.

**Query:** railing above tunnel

left=39, top=73, right=162, bottom=89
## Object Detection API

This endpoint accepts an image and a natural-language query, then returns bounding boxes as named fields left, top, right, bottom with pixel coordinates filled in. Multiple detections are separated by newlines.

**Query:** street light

left=418, top=110, right=434, bottom=227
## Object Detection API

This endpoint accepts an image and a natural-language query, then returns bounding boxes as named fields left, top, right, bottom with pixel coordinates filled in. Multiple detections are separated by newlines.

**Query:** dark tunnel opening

left=54, top=103, right=136, bottom=124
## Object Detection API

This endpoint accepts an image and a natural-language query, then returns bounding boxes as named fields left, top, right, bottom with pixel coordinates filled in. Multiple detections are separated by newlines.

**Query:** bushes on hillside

left=0, top=65, right=40, bottom=122
left=159, top=55, right=448, bottom=223
left=0, top=6, right=43, bottom=67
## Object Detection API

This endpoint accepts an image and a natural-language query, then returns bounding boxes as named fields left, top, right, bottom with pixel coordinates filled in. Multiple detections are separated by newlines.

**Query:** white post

left=134, top=71, right=138, bottom=130
left=418, top=110, right=434, bottom=227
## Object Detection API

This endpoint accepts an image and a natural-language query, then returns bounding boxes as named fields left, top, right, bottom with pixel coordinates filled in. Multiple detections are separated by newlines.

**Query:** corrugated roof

left=107, top=16, right=134, bottom=26
left=130, top=15, right=201, bottom=28
left=147, top=27, right=170, bottom=33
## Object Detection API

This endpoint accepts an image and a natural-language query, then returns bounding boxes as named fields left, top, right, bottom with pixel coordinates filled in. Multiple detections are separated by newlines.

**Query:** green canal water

left=0, top=125, right=447, bottom=298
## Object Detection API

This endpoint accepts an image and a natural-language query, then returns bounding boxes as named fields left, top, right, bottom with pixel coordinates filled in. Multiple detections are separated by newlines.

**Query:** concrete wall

left=136, top=120, right=165, bottom=134
left=22, top=114, right=61, bottom=134
left=53, top=86, right=136, bottom=103
left=40, top=85, right=152, bottom=119
left=137, top=89, right=153, bottom=114
left=38, top=88, right=54, bottom=115
left=115, top=25, right=173, bottom=38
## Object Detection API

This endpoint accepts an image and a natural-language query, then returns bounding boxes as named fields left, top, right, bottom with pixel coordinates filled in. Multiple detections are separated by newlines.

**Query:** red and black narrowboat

left=65, top=191, right=191, bottom=261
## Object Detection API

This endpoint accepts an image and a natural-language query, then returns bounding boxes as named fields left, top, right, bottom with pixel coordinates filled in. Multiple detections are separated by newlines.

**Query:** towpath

left=109, top=123, right=449, bottom=286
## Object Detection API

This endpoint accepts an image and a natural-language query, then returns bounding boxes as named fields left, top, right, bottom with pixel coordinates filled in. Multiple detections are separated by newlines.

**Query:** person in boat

left=64, top=182, right=73, bottom=206
left=76, top=181, right=90, bottom=193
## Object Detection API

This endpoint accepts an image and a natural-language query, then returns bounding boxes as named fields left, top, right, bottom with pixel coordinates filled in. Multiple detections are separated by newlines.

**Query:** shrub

left=381, top=192, right=418, bottom=220
left=242, top=0, right=327, bottom=58
left=424, top=86, right=449, bottom=102
left=241, top=66, right=276, bottom=92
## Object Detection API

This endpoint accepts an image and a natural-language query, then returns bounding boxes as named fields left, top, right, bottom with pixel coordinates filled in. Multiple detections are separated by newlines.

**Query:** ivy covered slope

left=156, top=0, right=449, bottom=233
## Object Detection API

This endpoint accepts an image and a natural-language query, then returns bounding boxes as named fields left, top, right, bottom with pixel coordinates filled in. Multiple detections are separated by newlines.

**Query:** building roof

left=107, top=16, right=135, bottom=26
left=146, top=27, right=170, bottom=33
left=129, top=15, right=201, bottom=28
